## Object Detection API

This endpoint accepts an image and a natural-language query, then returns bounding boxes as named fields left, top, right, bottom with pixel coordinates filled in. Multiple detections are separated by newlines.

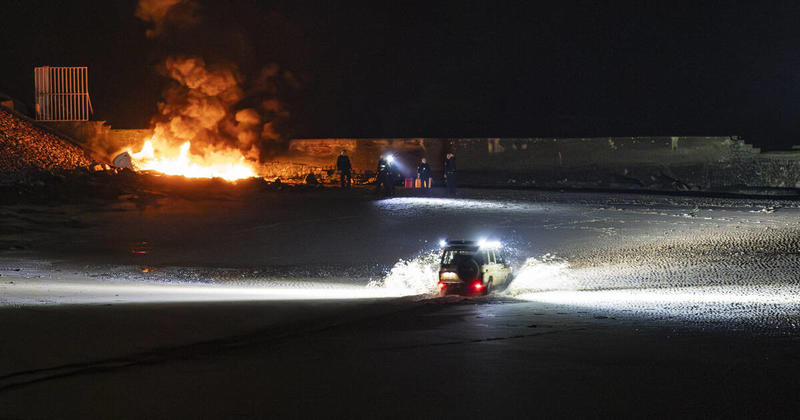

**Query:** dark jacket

left=377, top=158, right=392, bottom=175
left=417, top=162, right=431, bottom=178
left=337, top=155, right=352, bottom=172
left=444, top=156, right=456, bottom=173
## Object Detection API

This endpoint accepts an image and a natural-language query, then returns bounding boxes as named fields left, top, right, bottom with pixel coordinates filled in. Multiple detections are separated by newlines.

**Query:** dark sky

left=2, top=0, right=800, bottom=149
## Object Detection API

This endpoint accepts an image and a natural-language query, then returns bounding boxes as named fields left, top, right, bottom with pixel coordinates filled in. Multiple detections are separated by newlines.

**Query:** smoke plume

left=135, top=0, right=198, bottom=38
left=133, top=1, right=295, bottom=164
left=150, top=56, right=291, bottom=161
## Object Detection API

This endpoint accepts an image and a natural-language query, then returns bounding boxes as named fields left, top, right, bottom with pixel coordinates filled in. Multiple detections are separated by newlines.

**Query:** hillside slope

left=0, top=108, right=95, bottom=172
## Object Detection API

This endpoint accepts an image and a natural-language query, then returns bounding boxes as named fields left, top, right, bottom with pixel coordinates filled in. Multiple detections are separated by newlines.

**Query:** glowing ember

left=127, top=137, right=257, bottom=181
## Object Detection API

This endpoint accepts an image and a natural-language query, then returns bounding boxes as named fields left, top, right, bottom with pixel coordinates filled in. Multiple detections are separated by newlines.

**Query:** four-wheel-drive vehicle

left=437, top=240, right=513, bottom=296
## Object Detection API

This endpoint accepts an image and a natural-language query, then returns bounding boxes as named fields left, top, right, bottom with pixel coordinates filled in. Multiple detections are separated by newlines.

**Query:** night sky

left=2, top=1, right=800, bottom=149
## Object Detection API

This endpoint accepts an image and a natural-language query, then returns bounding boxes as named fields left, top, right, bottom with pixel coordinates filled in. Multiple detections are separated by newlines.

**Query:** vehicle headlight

left=478, top=239, right=502, bottom=249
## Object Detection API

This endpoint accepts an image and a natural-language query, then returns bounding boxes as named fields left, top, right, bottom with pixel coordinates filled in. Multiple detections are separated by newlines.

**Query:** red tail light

left=438, top=281, right=447, bottom=290
left=472, top=281, right=483, bottom=291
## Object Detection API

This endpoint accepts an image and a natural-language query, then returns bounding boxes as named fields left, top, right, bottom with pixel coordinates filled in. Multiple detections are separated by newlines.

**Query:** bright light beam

left=373, top=197, right=548, bottom=212
left=517, top=287, right=800, bottom=305
left=2, top=281, right=413, bottom=306
left=512, top=286, right=800, bottom=322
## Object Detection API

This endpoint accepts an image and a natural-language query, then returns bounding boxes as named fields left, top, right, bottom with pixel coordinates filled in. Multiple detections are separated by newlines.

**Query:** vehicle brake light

left=438, top=281, right=447, bottom=290
left=472, top=281, right=483, bottom=291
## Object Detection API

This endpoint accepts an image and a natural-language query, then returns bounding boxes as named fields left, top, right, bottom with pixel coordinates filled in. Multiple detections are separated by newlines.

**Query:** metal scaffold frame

left=34, top=66, right=93, bottom=121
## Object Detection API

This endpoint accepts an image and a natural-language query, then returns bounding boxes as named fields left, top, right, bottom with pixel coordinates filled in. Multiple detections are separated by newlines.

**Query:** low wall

left=753, top=153, right=800, bottom=189
left=451, top=136, right=767, bottom=190
left=273, top=136, right=790, bottom=191
left=264, top=138, right=447, bottom=178
left=40, top=121, right=151, bottom=161
left=455, top=137, right=759, bottom=169
left=30, top=120, right=800, bottom=191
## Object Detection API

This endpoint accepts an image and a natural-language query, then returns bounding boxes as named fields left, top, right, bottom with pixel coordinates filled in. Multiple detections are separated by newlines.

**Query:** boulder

left=112, top=152, right=134, bottom=170
left=305, top=173, right=319, bottom=185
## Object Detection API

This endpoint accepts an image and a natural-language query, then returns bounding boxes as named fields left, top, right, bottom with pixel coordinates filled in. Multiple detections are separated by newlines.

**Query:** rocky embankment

left=0, top=108, right=95, bottom=172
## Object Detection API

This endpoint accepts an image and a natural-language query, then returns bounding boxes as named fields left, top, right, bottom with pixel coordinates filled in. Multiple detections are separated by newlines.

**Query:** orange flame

left=127, top=137, right=257, bottom=181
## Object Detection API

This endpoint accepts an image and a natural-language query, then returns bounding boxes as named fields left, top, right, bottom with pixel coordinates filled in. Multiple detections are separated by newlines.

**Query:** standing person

left=376, top=154, right=395, bottom=196
left=417, top=157, right=432, bottom=189
left=444, top=152, right=457, bottom=194
left=336, top=149, right=352, bottom=188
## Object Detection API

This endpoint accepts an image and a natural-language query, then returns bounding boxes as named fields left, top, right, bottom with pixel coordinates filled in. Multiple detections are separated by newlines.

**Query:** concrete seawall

left=40, top=121, right=151, bottom=160
left=274, top=136, right=798, bottom=192
left=34, top=120, right=800, bottom=192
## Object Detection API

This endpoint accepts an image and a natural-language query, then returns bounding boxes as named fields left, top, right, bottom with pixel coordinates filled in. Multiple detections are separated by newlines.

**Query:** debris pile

left=0, top=108, right=96, bottom=172
left=0, top=168, right=336, bottom=205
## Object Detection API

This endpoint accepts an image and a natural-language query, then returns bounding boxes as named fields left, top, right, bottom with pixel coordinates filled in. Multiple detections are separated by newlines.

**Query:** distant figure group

left=334, top=150, right=457, bottom=195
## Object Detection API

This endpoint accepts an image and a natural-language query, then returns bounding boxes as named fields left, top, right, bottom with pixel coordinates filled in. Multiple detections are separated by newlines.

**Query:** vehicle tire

left=503, top=274, right=514, bottom=290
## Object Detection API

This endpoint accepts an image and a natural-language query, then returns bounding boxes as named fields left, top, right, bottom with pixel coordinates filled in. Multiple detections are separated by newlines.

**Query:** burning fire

left=129, top=0, right=294, bottom=183
left=127, top=137, right=257, bottom=181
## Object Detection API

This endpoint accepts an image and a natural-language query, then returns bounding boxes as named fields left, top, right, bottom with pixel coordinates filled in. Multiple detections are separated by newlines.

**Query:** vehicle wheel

left=503, top=274, right=515, bottom=290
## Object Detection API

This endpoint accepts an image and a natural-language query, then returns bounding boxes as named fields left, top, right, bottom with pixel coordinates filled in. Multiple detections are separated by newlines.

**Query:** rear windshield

left=441, top=249, right=485, bottom=265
